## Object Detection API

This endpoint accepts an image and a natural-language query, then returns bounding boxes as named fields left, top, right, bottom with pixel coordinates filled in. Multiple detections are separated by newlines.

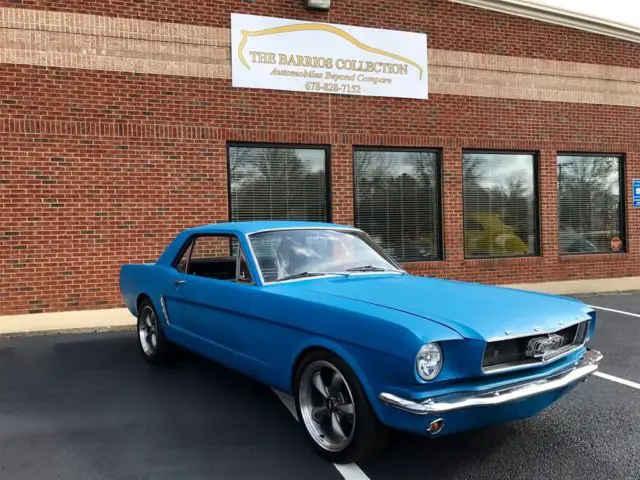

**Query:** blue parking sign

left=634, top=179, right=640, bottom=208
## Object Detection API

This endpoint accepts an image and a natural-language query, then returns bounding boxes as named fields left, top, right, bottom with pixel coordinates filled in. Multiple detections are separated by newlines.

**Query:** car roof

left=183, top=220, right=358, bottom=235
left=155, top=220, right=361, bottom=267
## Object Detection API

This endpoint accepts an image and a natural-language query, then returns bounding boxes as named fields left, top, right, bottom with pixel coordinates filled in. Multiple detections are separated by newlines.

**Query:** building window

left=353, top=148, right=442, bottom=262
left=463, top=151, right=539, bottom=259
left=228, top=144, right=329, bottom=222
left=557, top=154, right=624, bottom=254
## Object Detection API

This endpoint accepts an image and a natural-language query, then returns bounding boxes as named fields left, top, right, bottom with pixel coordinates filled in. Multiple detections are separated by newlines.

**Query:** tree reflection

left=558, top=155, right=621, bottom=253
left=354, top=150, right=440, bottom=261
left=229, top=147, right=327, bottom=222
left=463, top=153, right=536, bottom=258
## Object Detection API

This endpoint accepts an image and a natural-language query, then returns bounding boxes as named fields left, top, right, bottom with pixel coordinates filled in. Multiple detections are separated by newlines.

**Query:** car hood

left=292, top=274, right=593, bottom=341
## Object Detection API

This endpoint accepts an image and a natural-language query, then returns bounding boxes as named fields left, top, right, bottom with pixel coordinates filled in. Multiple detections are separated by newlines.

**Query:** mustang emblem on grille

left=525, top=334, right=564, bottom=359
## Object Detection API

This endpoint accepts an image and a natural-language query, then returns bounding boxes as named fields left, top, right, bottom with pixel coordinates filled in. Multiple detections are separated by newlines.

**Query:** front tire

left=294, top=350, right=388, bottom=464
left=137, top=298, right=174, bottom=366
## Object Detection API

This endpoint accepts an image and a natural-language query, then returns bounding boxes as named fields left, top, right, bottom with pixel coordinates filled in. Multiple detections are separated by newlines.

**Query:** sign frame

left=230, top=13, right=428, bottom=100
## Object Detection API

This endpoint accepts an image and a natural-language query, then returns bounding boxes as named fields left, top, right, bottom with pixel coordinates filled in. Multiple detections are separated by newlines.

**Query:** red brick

left=0, top=0, right=639, bottom=314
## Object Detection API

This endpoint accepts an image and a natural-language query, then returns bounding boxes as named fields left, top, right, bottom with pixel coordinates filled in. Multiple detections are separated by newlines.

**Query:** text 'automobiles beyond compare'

left=119, top=221, right=603, bottom=463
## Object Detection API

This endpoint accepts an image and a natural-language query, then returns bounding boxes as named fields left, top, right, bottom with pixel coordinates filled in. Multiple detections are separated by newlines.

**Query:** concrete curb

left=1, top=276, right=638, bottom=337
left=0, top=307, right=135, bottom=337
left=0, top=325, right=136, bottom=339
left=503, top=276, right=640, bottom=296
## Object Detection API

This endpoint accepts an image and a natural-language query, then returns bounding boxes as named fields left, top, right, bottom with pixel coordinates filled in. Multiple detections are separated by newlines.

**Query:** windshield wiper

left=276, top=271, right=351, bottom=282
left=276, top=272, right=326, bottom=282
left=276, top=267, right=401, bottom=282
left=346, top=265, right=402, bottom=273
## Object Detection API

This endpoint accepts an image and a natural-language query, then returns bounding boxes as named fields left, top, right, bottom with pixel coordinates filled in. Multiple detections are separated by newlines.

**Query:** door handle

left=174, top=279, right=186, bottom=286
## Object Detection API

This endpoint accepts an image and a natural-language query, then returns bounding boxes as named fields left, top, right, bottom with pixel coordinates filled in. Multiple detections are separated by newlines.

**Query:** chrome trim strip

left=379, top=349, right=603, bottom=415
left=485, top=316, right=590, bottom=342
left=159, top=295, right=170, bottom=325
left=247, top=226, right=359, bottom=235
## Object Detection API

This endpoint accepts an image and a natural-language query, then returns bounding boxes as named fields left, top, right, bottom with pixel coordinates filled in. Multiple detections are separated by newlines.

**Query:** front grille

left=482, top=321, right=589, bottom=372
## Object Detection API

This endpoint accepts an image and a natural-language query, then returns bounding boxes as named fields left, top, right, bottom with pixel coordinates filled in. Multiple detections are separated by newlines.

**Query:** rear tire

left=293, top=349, right=389, bottom=464
left=136, top=298, right=174, bottom=366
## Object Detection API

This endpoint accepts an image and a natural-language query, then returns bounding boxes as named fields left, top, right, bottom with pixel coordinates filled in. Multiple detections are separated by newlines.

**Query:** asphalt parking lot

left=1, top=292, right=639, bottom=480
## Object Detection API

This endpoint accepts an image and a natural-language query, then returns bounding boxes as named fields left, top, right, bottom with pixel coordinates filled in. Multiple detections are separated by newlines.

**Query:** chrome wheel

left=299, top=360, right=356, bottom=452
left=138, top=306, right=158, bottom=357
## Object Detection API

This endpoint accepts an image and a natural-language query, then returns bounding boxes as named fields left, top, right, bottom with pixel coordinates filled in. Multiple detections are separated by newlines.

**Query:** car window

left=250, top=236, right=282, bottom=282
left=176, top=240, right=193, bottom=274
left=238, top=249, right=252, bottom=283
left=174, top=234, right=253, bottom=284
left=191, top=236, right=233, bottom=261
left=248, top=229, right=402, bottom=283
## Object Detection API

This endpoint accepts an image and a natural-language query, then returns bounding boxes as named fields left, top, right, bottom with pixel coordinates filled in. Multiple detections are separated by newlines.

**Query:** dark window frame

left=462, top=149, right=541, bottom=260
left=170, top=233, right=256, bottom=285
left=226, top=141, right=333, bottom=224
left=352, top=145, right=444, bottom=263
left=556, top=151, right=626, bottom=255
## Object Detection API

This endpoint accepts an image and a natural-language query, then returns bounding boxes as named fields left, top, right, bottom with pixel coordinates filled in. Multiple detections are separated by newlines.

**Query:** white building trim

left=452, top=0, right=640, bottom=44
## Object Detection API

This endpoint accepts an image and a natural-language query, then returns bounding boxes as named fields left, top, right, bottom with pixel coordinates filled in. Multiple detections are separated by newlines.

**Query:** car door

left=162, top=233, right=257, bottom=363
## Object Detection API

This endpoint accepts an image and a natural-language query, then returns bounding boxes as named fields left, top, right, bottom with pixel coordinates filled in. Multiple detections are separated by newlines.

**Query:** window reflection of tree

left=229, top=147, right=327, bottom=222
left=354, top=150, right=439, bottom=262
left=558, top=155, right=621, bottom=252
left=463, top=153, right=536, bottom=257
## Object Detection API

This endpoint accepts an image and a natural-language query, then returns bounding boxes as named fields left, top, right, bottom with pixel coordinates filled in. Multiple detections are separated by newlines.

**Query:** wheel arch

left=289, top=339, right=383, bottom=420
left=136, top=293, right=152, bottom=314
left=135, top=293, right=167, bottom=327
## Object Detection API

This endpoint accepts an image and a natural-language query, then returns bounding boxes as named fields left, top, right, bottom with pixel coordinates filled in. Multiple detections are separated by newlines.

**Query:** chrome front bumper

left=379, top=349, right=603, bottom=415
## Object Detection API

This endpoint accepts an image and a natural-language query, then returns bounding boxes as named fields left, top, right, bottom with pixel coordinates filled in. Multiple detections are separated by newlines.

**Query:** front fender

left=287, top=325, right=463, bottom=423
left=288, top=336, right=395, bottom=421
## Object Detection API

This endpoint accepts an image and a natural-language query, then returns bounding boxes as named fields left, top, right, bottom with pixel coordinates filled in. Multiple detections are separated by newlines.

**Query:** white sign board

left=230, top=13, right=428, bottom=99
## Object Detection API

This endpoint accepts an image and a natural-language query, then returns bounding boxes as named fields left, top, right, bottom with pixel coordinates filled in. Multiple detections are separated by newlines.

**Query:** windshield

left=247, top=228, right=403, bottom=283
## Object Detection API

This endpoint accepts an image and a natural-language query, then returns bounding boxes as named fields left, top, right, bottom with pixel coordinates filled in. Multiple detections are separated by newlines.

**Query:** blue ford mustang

left=119, top=221, right=603, bottom=463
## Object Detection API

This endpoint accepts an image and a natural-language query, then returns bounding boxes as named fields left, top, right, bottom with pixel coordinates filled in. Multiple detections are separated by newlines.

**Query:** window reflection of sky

left=464, top=153, right=534, bottom=196
left=356, top=151, right=437, bottom=178
left=557, top=155, right=619, bottom=195
left=229, top=147, right=326, bottom=188
left=298, top=149, right=326, bottom=173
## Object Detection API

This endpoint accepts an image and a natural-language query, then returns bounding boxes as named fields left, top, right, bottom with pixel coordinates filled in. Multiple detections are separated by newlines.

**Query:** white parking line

left=333, top=464, right=373, bottom=480
left=594, top=372, right=640, bottom=390
left=589, top=305, right=640, bottom=318
left=273, top=389, right=298, bottom=420
left=272, top=389, right=372, bottom=480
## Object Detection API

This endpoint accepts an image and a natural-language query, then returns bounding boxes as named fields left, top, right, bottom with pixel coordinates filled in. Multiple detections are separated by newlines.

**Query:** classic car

left=119, top=221, right=603, bottom=464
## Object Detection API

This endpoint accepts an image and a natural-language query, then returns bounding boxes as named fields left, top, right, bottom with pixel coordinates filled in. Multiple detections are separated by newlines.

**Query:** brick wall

left=1, top=0, right=639, bottom=315
left=8, top=0, right=640, bottom=67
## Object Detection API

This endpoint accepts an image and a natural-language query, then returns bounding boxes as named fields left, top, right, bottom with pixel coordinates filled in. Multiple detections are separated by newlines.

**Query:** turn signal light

left=427, top=418, right=445, bottom=434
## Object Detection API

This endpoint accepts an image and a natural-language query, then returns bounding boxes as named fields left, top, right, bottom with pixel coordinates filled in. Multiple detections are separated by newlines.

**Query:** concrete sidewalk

left=504, top=276, right=640, bottom=296
left=1, top=276, right=639, bottom=336
left=0, top=308, right=136, bottom=337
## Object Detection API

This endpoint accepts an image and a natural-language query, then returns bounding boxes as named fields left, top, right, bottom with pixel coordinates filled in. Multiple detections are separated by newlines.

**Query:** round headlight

left=416, top=342, right=442, bottom=381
